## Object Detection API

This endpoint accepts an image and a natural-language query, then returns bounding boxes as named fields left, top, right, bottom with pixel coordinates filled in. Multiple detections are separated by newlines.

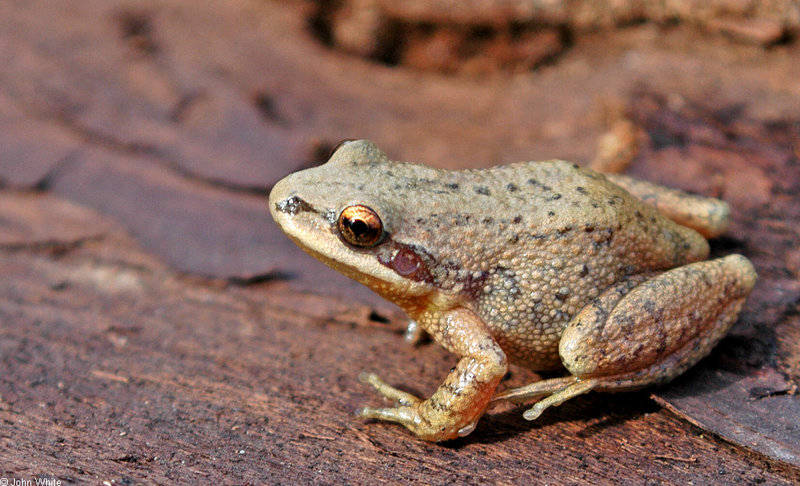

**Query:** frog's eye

left=337, top=205, right=384, bottom=247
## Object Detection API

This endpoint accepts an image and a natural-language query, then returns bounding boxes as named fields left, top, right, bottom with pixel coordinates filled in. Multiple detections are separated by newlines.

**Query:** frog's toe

left=358, top=404, right=419, bottom=424
left=493, top=375, right=578, bottom=404
left=403, top=319, right=427, bottom=344
left=359, top=371, right=422, bottom=407
left=493, top=376, right=599, bottom=421
left=359, top=404, right=464, bottom=441
left=521, top=379, right=598, bottom=420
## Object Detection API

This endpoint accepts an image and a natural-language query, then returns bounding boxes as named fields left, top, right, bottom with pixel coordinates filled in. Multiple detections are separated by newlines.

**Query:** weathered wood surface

left=1, top=0, right=799, bottom=484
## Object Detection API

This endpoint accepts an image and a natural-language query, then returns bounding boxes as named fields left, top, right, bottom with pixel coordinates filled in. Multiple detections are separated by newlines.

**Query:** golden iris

left=337, top=205, right=384, bottom=247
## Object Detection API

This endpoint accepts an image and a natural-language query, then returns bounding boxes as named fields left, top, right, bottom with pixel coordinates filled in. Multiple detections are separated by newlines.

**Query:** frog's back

left=390, top=160, right=652, bottom=230
left=381, top=159, right=707, bottom=278
left=467, top=160, right=630, bottom=230
left=400, top=160, right=706, bottom=265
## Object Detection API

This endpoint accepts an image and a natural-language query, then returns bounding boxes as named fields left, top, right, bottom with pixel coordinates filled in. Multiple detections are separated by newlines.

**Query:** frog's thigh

left=605, top=173, right=730, bottom=238
left=492, top=277, right=646, bottom=417
left=561, top=254, right=757, bottom=390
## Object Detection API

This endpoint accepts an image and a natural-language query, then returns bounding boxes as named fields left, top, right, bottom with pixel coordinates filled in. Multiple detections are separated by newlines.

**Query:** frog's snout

left=269, top=174, right=328, bottom=245
left=269, top=176, right=300, bottom=222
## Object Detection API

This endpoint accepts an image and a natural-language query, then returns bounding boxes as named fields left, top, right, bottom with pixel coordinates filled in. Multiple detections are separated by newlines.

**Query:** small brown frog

left=269, top=140, right=756, bottom=442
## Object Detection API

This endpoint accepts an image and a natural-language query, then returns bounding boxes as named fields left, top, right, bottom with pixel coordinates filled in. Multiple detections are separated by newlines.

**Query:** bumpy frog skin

left=269, top=140, right=757, bottom=442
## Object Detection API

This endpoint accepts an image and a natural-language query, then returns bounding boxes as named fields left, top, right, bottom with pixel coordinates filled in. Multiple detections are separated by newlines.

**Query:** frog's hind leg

left=492, top=277, right=646, bottom=419
left=494, top=375, right=600, bottom=421
left=494, top=254, right=756, bottom=421
left=605, top=173, right=730, bottom=239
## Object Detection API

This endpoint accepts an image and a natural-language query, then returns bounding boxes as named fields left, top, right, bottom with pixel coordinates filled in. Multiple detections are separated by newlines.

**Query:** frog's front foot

left=356, top=308, right=507, bottom=441
left=357, top=372, right=427, bottom=435
left=357, top=371, right=487, bottom=441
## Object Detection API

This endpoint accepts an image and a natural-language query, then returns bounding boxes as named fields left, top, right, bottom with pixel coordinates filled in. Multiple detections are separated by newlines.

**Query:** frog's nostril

left=275, top=195, right=314, bottom=216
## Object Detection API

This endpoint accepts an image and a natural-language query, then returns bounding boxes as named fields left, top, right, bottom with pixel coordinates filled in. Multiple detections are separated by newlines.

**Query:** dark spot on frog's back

left=592, top=228, right=615, bottom=246
left=527, top=179, right=552, bottom=191
left=275, top=195, right=313, bottom=215
left=507, top=183, right=518, bottom=192
left=474, top=186, right=491, bottom=196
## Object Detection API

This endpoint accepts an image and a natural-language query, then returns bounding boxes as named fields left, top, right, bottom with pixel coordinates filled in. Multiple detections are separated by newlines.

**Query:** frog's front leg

left=359, top=308, right=507, bottom=441
left=496, top=254, right=757, bottom=420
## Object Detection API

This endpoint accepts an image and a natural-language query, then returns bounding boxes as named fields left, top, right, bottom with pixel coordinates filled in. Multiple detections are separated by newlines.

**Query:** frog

left=269, top=139, right=757, bottom=442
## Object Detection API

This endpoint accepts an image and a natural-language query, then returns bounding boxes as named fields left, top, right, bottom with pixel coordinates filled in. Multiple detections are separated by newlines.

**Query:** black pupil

left=348, top=218, right=369, bottom=236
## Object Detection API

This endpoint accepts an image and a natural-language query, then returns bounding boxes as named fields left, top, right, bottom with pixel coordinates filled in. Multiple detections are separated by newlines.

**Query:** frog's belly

left=474, top=278, right=593, bottom=371
left=474, top=280, right=581, bottom=371
left=493, top=326, right=566, bottom=371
